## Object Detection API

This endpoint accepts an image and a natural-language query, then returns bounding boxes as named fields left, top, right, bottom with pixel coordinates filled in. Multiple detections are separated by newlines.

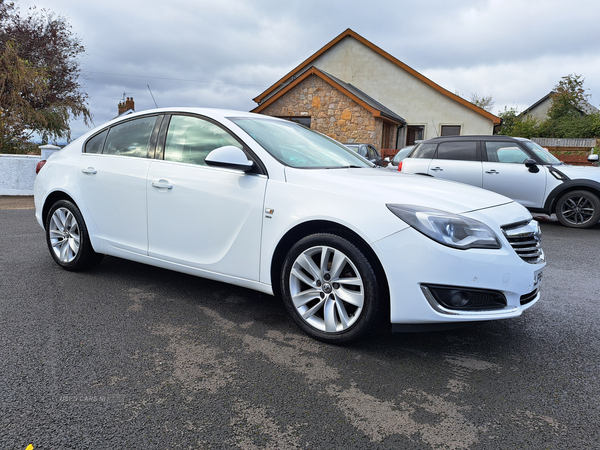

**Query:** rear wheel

left=280, top=233, right=381, bottom=344
left=555, top=190, right=600, bottom=228
left=45, top=200, right=103, bottom=271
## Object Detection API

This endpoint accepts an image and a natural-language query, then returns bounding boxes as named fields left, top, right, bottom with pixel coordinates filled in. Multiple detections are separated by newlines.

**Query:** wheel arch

left=270, top=220, right=390, bottom=312
left=42, top=191, right=78, bottom=230
left=544, top=180, right=600, bottom=214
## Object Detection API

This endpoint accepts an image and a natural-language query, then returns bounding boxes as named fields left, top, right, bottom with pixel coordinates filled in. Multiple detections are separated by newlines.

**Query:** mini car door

left=481, top=141, right=547, bottom=208
left=427, top=141, right=483, bottom=187
left=146, top=114, right=267, bottom=281
left=77, top=115, right=159, bottom=254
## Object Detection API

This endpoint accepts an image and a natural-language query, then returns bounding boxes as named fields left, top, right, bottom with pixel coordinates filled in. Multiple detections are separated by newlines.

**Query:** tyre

left=555, top=190, right=600, bottom=229
left=45, top=200, right=104, bottom=271
left=280, top=233, right=381, bottom=344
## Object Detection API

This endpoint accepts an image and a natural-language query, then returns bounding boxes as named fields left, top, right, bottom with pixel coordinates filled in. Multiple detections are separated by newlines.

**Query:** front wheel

left=555, top=190, right=600, bottom=228
left=45, top=200, right=104, bottom=271
left=280, top=233, right=381, bottom=344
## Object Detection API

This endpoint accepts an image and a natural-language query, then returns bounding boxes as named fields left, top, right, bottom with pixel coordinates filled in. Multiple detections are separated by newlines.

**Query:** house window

left=406, top=125, right=425, bottom=145
left=441, top=125, right=461, bottom=136
left=279, top=116, right=312, bottom=127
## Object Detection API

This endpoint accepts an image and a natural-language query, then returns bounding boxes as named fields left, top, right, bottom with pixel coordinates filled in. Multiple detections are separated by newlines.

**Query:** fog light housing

left=424, top=285, right=507, bottom=311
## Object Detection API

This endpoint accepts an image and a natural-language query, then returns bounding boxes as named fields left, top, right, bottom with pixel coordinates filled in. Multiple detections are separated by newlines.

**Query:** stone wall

left=259, top=75, right=391, bottom=148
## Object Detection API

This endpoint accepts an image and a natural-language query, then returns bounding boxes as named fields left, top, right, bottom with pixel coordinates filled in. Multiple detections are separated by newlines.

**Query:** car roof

left=418, top=135, right=528, bottom=143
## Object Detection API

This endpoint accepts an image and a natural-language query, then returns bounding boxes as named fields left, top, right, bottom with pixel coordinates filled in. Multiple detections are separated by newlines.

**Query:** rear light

left=36, top=160, right=47, bottom=174
left=397, top=161, right=403, bottom=172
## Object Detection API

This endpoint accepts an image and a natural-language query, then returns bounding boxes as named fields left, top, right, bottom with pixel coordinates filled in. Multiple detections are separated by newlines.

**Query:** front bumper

left=373, top=207, right=545, bottom=325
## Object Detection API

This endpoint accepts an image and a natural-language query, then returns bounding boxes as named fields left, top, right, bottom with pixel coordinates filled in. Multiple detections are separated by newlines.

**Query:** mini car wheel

left=556, top=190, right=600, bottom=228
left=280, top=233, right=381, bottom=344
left=45, top=200, right=103, bottom=271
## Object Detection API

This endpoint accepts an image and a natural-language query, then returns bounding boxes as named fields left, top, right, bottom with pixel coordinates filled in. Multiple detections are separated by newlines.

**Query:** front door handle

left=430, top=167, right=443, bottom=172
left=81, top=167, right=97, bottom=174
left=151, top=180, right=173, bottom=190
left=485, top=169, right=500, bottom=174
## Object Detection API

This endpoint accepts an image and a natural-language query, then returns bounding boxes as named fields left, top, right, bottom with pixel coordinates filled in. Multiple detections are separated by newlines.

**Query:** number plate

left=533, top=268, right=543, bottom=289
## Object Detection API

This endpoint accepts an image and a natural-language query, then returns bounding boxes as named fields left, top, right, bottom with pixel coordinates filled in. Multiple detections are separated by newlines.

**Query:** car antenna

left=432, top=120, right=439, bottom=137
left=147, top=84, right=159, bottom=108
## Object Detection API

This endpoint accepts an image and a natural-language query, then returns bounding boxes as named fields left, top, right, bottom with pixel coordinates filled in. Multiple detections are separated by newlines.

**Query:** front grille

left=502, top=220, right=544, bottom=264
left=520, top=288, right=539, bottom=305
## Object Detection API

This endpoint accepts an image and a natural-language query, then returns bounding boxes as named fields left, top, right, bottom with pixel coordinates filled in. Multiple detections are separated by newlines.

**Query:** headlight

left=387, top=204, right=501, bottom=250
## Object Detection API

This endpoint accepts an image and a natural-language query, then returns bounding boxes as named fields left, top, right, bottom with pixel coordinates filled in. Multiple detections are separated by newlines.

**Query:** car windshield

left=524, top=140, right=562, bottom=165
left=229, top=117, right=373, bottom=169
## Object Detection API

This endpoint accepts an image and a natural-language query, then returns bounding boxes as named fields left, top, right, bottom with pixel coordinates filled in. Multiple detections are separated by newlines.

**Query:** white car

left=34, top=108, right=545, bottom=343
left=400, top=135, right=600, bottom=228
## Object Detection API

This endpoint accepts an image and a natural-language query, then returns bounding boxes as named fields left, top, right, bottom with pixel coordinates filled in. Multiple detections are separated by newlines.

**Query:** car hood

left=284, top=167, right=514, bottom=214
left=552, top=164, right=600, bottom=181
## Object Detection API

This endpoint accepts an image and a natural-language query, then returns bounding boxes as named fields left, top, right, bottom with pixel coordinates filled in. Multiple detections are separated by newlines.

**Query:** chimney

left=118, top=97, right=135, bottom=115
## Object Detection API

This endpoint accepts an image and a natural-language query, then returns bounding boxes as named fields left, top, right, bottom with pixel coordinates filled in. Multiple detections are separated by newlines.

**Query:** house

left=251, top=29, right=500, bottom=152
left=117, top=97, right=135, bottom=116
left=521, top=92, right=599, bottom=122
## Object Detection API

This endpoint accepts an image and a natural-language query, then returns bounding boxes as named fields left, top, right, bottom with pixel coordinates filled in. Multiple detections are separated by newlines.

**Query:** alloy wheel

left=49, top=207, right=81, bottom=263
left=289, top=245, right=364, bottom=333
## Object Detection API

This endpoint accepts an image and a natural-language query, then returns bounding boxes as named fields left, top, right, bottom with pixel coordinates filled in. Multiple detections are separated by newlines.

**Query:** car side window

left=84, top=129, right=108, bottom=154
left=164, top=115, right=243, bottom=166
left=410, top=143, right=436, bottom=159
left=103, top=116, right=157, bottom=158
left=357, top=145, right=368, bottom=157
left=367, top=145, right=379, bottom=159
left=486, top=142, right=529, bottom=164
left=436, top=141, right=478, bottom=161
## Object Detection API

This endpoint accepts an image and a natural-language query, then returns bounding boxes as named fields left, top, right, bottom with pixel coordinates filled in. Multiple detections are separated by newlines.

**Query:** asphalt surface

left=1, top=197, right=599, bottom=449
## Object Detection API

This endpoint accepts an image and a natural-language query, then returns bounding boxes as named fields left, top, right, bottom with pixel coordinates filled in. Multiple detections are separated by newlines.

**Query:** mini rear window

left=436, top=141, right=478, bottom=161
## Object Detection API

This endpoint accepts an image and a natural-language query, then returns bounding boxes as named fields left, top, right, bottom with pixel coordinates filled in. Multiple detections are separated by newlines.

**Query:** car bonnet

left=284, top=167, right=514, bottom=215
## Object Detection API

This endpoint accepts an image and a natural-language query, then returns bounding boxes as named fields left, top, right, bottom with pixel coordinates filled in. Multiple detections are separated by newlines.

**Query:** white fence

left=0, top=145, right=60, bottom=195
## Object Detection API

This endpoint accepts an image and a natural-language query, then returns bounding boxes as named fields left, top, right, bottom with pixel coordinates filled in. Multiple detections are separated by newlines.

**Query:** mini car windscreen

left=524, top=141, right=562, bottom=165
left=230, top=117, right=373, bottom=169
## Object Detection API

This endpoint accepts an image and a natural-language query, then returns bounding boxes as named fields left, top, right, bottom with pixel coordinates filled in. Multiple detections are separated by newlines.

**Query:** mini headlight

left=387, top=204, right=501, bottom=250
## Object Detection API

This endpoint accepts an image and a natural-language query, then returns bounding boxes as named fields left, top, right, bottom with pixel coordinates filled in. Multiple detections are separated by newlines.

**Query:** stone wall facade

left=259, top=75, right=395, bottom=149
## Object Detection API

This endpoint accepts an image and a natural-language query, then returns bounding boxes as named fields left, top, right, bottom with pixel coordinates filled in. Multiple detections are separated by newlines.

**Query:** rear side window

left=410, top=143, right=436, bottom=159
left=103, top=116, right=157, bottom=158
left=84, top=130, right=108, bottom=154
left=436, top=141, right=478, bottom=161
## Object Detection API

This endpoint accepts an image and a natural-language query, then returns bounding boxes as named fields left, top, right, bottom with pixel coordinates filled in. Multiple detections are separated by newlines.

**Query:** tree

left=0, top=41, right=50, bottom=151
left=470, top=93, right=495, bottom=113
left=0, top=1, right=90, bottom=150
left=497, top=74, right=600, bottom=139
left=547, top=74, right=589, bottom=120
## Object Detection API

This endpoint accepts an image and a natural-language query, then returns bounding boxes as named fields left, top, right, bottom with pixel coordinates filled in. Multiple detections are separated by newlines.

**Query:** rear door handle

left=81, top=167, right=97, bottom=174
left=485, top=170, right=500, bottom=174
left=430, top=166, right=443, bottom=172
left=151, top=180, right=173, bottom=190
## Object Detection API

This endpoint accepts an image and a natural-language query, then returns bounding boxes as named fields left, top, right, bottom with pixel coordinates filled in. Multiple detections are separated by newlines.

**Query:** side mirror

left=524, top=158, right=539, bottom=173
left=588, top=154, right=599, bottom=163
left=384, top=157, right=390, bottom=163
left=205, top=146, right=254, bottom=172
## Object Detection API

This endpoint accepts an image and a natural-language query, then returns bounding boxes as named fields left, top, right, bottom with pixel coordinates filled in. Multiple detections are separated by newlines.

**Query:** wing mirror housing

left=205, top=146, right=254, bottom=172
left=524, top=158, right=539, bottom=173
left=588, top=154, right=599, bottom=163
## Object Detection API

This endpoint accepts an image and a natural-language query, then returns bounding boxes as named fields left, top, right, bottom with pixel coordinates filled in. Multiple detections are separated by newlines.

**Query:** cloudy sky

left=14, top=0, right=600, bottom=141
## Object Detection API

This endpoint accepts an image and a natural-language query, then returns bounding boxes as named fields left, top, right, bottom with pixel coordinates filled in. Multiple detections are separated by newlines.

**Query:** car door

left=427, top=140, right=483, bottom=187
left=77, top=115, right=159, bottom=254
left=481, top=141, right=547, bottom=208
left=146, top=114, right=267, bottom=281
